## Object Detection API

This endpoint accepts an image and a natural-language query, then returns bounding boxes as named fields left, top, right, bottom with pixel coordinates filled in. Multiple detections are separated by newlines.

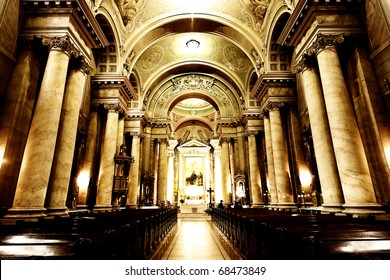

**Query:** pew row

left=0, top=208, right=177, bottom=260
left=211, top=208, right=390, bottom=260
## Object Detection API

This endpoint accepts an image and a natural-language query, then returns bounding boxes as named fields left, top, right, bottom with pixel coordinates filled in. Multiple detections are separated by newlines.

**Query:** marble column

left=127, top=133, right=141, bottom=208
left=237, top=132, right=246, bottom=173
left=263, top=114, right=278, bottom=207
left=220, top=138, right=232, bottom=205
left=297, top=55, right=344, bottom=212
left=0, top=39, right=41, bottom=211
left=268, top=103, right=296, bottom=209
left=352, top=47, right=390, bottom=206
left=77, top=106, right=99, bottom=207
left=210, top=140, right=222, bottom=204
left=310, top=33, right=383, bottom=214
left=288, top=106, right=313, bottom=204
left=166, top=141, right=176, bottom=204
left=151, top=139, right=158, bottom=205
left=247, top=132, right=263, bottom=206
left=142, top=128, right=151, bottom=175
left=116, top=115, right=125, bottom=153
left=46, top=57, right=90, bottom=216
left=94, top=104, right=119, bottom=211
left=233, top=138, right=239, bottom=173
left=157, top=139, right=168, bottom=205
left=6, top=36, right=74, bottom=219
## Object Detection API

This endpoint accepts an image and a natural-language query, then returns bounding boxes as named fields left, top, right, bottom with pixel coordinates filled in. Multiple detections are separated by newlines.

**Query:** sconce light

left=186, top=39, right=200, bottom=49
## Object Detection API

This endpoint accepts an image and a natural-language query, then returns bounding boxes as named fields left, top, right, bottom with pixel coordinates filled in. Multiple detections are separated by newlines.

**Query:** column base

left=125, top=204, right=139, bottom=209
left=46, top=207, right=69, bottom=217
left=4, top=206, right=47, bottom=221
left=277, top=202, right=298, bottom=210
left=318, top=203, right=344, bottom=213
left=342, top=203, right=385, bottom=217
left=92, top=204, right=113, bottom=213
left=250, top=203, right=264, bottom=208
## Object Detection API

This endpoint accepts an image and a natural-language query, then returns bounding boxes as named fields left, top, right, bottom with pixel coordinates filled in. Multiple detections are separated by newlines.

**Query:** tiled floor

left=150, top=213, right=244, bottom=260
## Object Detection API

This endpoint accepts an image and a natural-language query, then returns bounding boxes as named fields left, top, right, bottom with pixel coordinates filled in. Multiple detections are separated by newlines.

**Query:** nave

left=150, top=214, right=243, bottom=260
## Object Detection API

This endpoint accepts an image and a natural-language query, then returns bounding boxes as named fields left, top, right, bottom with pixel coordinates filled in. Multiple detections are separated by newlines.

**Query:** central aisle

left=152, top=214, right=243, bottom=260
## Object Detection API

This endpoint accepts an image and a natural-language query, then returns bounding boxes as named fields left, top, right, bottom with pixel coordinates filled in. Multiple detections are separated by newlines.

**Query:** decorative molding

left=250, top=73, right=296, bottom=99
left=91, top=75, right=136, bottom=100
left=294, top=54, right=316, bottom=73
left=22, top=0, right=109, bottom=48
left=306, top=33, right=345, bottom=56
left=71, top=55, right=92, bottom=75
left=104, top=103, right=121, bottom=112
left=42, top=35, right=78, bottom=57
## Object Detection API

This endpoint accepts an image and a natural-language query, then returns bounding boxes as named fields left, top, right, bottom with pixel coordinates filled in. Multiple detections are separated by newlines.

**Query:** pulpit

left=112, top=144, right=132, bottom=206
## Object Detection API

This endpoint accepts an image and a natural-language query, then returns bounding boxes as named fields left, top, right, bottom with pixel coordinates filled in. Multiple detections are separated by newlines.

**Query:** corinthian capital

left=266, top=101, right=284, bottom=111
left=306, top=33, right=345, bottom=56
left=295, top=54, right=316, bottom=73
left=42, top=35, right=79, bottom=57
left=71, top=56, right=92, bottom=75
left=104, top=103, right=120, bottom=112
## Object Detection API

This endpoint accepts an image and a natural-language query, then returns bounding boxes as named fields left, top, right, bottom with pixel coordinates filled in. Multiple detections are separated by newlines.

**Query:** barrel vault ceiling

left=93, top=0, right=294, bottom=139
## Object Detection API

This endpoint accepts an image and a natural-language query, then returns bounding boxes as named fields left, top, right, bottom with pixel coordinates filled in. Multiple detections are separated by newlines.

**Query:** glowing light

left=186, top=39, right=200, bottom=49
left=385, top=146, right=390, bottom=166
left=299, top=169, right=312, bottom=187
left=0, top=149, right=4, bottom=169
left=77, top=171, right=90, bottom=190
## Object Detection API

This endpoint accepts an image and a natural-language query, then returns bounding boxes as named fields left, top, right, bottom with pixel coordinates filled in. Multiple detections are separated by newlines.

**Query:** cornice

left=91, top=75, right=136, bottom=101
left=22, top=0, right=109, bottom=48
left=277, top=0, right=362, bottom=47
left=250, top=72, right=296, bottom=100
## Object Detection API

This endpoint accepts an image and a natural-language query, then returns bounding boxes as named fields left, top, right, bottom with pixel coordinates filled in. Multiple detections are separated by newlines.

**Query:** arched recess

left=266, top=11, right=293, bottom=72
left=94, top=13, right=121, bottom=75
left=140, top=61, right=246, bottom=106
left=145, top=73, right=240, bottom=119
left=129, top=71, right=140, bottom=96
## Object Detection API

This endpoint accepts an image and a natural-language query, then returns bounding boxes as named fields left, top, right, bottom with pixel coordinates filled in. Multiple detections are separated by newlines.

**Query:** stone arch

left=145, top=73, right=241, bottom=119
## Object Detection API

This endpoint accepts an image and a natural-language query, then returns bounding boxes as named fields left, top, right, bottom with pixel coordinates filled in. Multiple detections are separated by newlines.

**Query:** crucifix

left=207, top=187, right=214, bottom=208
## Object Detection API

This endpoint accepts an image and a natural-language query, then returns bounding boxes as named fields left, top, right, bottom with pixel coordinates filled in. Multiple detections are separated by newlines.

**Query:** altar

left=180, top=199, right=207, bottom=214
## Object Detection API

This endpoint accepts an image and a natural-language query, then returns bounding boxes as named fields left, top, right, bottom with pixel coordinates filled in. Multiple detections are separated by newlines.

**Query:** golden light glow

left=0, top=147, right=4, bottom=169
left=385, top=146, right=390, bottom=166
left=299, top=169, right=312, bottom=188
left=77, top=171, right=90, bottom=190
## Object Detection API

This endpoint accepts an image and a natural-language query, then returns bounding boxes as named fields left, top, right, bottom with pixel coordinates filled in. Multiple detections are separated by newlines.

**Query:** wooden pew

left=0, top=208, right=177, bottom=260
left=211, top=208, right=390, bottom=260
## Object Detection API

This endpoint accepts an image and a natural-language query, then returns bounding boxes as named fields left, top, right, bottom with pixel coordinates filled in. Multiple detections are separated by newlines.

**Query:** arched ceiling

left=95, top=0, right=293, bottom=135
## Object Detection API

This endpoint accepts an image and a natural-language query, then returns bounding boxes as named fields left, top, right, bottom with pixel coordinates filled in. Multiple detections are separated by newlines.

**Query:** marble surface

left=8, top=49, right=70, bottom=217
left=317, top=46, right=379, bottom=209
left=151, top=214, right=243, bottom=260
left=301, top=67, right=344, bottom=211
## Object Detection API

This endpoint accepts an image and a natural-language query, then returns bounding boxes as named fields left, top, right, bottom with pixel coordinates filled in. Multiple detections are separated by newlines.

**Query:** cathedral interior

left=0, top=0, right=390, bottom=260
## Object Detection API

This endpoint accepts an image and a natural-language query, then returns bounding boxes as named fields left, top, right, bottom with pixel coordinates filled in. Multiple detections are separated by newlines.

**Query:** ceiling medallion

left=186, top=39, right=200, bottom=49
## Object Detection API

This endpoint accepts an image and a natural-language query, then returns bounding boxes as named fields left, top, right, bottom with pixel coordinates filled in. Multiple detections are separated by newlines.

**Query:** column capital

left=295, top=54, right=317, bottom=73
left=157, top=138, right=168, bottom=145
left=306, top=33, right=345, bottom=56
left=265, top=101, right=285, bottom=112
left=246, top=130, right=259, bottom=138
left=42, top=35, right=78, bottom=57
left=71, top=55, right=92, bottom=75
left=104, top=103, right=120, bottom=113
left=130, top=132, right=141, bottom=138
left=220, top=137, right=231, bottom=144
